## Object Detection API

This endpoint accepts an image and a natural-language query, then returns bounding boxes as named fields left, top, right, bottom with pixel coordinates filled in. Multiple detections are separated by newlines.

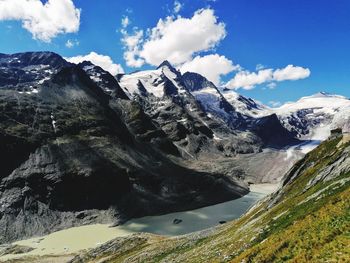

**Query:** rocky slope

left=70, top=130, right=350, bottom=263
left=0, top=52, right=249, bottom=243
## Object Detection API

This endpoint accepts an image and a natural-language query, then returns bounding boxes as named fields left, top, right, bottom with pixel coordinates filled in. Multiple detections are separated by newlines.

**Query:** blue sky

left=0, top=0, right=349, bottom=106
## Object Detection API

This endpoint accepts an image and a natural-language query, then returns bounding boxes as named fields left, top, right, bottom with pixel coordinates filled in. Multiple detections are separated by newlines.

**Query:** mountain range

left=0, top=51, right=349, bottom=246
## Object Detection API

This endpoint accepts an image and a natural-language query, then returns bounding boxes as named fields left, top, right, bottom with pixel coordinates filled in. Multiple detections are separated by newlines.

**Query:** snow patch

left=51, top=113, right=57, bottom=133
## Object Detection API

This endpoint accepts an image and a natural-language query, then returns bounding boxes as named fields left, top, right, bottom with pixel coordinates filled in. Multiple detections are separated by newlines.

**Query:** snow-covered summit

left=157, top=60, right=178, bottom=73
left=276, top=92, right=349, bottom=114
left=119, top=61, right=186, bottom=98
left=272, top=92, right=350, bottom=140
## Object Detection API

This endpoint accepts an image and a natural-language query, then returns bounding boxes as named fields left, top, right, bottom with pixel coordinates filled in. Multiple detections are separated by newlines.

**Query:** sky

left=0, top=0, right=349, bottom=107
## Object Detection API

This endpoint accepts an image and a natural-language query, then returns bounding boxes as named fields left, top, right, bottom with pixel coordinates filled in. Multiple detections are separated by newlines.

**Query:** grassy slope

left=71, top=136, right=350, bottom=263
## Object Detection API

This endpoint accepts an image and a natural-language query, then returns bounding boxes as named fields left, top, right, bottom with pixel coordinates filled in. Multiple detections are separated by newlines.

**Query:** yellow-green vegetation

left=70, top=136, right=350, bottom=263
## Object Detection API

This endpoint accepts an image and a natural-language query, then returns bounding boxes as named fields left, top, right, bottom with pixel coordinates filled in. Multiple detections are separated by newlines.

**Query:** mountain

left=210, top=88, right=350, bottom=144
left=0, top=52, right=250, bottom=243
left=272, top=92, right=350, bottom=140
left=181, top=71, right=298, bottom=147
left=118, top=62, right=263, bottom=158
left=71, top=129, right=350, bottom=262
left=221, top=89, right=350, bottom=149
left=117, top=63, right=301, bottom=185
left=119, top=64, right=298, bottom=154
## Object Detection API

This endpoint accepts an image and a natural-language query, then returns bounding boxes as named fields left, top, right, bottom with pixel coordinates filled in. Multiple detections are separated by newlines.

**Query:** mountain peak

left=303, top=92, right=347, bottom=100
left=157, top=60, right=176, bottom=70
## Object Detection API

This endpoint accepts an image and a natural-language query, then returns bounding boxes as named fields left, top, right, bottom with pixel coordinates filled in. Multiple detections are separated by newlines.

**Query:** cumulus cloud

left=273, top=64, right=311, bottom=81
left=0, top=0, right=81, bottom=42
left=226, top=69, right=274, bottom=90
left=66, top=52, right=124, bottom=75
left=180, top=54, right=239, bottom=85
left=226, top=65, right=311, bottom=90
left=121, top=8, right=226, bottom=67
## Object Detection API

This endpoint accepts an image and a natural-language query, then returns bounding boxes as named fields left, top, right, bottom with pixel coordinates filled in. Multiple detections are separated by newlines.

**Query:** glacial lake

left=2, top=184, right=278, bottom=259
left=117, top=183, right=277, bottom=236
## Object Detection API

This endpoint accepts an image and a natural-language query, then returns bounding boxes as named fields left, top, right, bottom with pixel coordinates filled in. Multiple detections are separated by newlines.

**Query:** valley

left=0, top=1, right=349, bottom=261
left=0, top=52, right=349, bottom=262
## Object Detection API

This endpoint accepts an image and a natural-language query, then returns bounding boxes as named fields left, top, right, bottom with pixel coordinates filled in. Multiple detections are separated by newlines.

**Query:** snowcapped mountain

left=118, top=59, right=350, bottom=151
left=272, top=92, right=350, bottom=140
left=118, top=61, right=265, bottom=157
left=120, top=61, right=188, bottom=98
left=217, top=88, right=350, bottom=143
left=118, top=61, right=298, bottom=157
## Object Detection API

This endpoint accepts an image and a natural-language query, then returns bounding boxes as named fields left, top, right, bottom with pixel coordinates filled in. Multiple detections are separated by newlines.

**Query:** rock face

left=0, top=52, right=248, bottom=243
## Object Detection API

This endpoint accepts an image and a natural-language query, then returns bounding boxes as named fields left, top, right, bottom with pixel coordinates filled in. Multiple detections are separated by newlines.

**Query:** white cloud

left=180, top=54, right=239, bottom=85
left=121, top=8, right=226, bottom=67
left=65, top=39, right=79, bottom=48
left=0, top=0, right=81, bottom=42
left=173, top=0, right=183, bottom=14
left=273, top=64, right=311, bottom=81
left=226, top=65, right=310, bottom=90
left=226, top=69, right=273, bottom=90
left=121, top=16, right=130, bottom=28
left=65, top=52, right=124, bottom=75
